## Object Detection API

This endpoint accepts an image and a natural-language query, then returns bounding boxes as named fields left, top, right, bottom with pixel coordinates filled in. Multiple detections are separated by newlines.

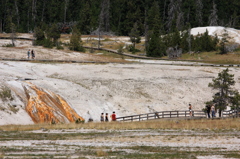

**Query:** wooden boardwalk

left=2, top=36, right=240, bottom=67
left=116, top=110, right=205, bottom=122
left=116, top=109, right=240, bottom=122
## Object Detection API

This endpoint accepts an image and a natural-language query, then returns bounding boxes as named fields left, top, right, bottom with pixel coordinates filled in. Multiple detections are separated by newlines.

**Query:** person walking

left=100, top=113, right=104, bottom=122
left=110, top=111, right=116, bottom=121
left=27, top=49, right=30, bottom=59
left=189, top=104, right=193, bottom=117
left=206, top=105, right=211, bottom=118
left=31, top=50, right=35, bottom=59
left=105, top=113, right=109, bottom=122
left=211, top=105, right=215, bottom=118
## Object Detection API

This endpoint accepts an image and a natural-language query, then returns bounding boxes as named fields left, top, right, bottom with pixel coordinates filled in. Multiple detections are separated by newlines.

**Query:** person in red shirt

left=111, top=111, right=116, bottom=121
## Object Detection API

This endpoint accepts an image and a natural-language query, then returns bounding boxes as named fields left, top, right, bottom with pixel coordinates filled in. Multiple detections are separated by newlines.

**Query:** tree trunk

left=41, top=0, right=46, bottom=22
left=64, top=0, right=69, bottom=23
left=32, top=0, right=37, bottom=28
left=99, top=0, right=110, bottom=32
left=0, top=20, right=2, bottom=33
left=208, top=1, right=218, bottom=26
left=219, top=109, right=222, bottom=117
left=144, top=8, right=149, bottom=52
left=14, top=0, right=20, bottom=27
left=195, top=0, right=203, bottom=26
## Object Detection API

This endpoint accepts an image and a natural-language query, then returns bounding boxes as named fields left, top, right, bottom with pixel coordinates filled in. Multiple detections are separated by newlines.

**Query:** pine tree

left=146, top=1, right=165, bottom=57
left=47, top=23, right=61, bottom=46
left=219, top=28, right=229, bottom=54
left=129, top=22, right=141, bottom=52
left=33, top=26, right=45, bottom=45
left=208, top=68, right=236, bottom=117
left=69, top=25, right=84, bottom=52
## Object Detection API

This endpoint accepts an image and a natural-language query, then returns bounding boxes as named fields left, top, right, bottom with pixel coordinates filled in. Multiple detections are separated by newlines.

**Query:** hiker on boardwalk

left=206, top=105, right=211, bottom=118
left=100, top=113, right=104, bottom=122
left=211, top=105, right=215, bottom=118
left=189, top=104, right=193, bottom=117
left=27, top=49, right=30, bottom=59
left=110, top=111, right=116, bottom=121
left=31, top=50, right=35, bottom=59
left=105, top=113, right=109, bottom=122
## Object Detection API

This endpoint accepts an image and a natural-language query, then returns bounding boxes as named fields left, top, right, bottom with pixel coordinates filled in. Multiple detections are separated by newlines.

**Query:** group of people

left=206, top=104, right=216, bottom=118
left=100, top=111, right=116, bottom=122
left=27, top=49, right=35, bottom=59
left=190, top=103, right=216, bottom=118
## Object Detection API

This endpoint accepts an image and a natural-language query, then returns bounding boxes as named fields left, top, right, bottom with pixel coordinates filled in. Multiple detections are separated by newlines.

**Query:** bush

left=43, top=38, right=53, bottom=48
left=117, top=44, right=124, bottom=54
left=75, top=118, right=84, bottom=124
left=56, top=45, right=64, bottom=50
left=225, top=43, right=239, bottom=52
left=0, top=86, right=14, bottom=101
left=2, top=43, right=14, bottom=47
left=127, top=45, right=140, bottom=54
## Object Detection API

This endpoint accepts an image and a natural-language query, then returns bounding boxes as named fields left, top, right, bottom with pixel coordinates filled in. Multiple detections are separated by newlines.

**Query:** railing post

left=147, top=114, right=148, bottom=120
left=177, top=111, right=179, bottom=117
left=170, top=111, right=172, bottom=118
left=139, top=115, right=141, bottom=121
left=162, top=112, right=164, bottom=118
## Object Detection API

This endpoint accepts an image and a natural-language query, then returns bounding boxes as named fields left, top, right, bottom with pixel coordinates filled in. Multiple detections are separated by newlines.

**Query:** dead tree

left=64, top=0, right=69, bottom=23
left=167, top=0, right=184, bottom=31
left=14, top=0, right=20, bottom=27
left=167, top=46, right=182, bottom=59
left=195, top=0, right=203, bottom=26
left=32, top=0, right=37, bottom=27
left=208, top=1, right=218, bottom=26
left=99, top=0, right=110, bottom=32
left=10, top=23, right=17, bottom=46
left=41, top=0, right=46, bottom=22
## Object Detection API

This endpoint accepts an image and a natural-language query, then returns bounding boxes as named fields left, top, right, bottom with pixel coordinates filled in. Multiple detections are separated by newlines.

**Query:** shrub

left=0, top=86, right=14, bottom=101
left=2, top=43, right=14, bottom=47
left=117, top=44, right=124, bottom=54
left=127, top=45, right=140, bottom=54
left=56, top=45, right=64, bottom=50
left=75, top=118, right=84, bottom=124
left=8, top=104, right=19, bottom=114
left=43, top=38, right=53, bottom=48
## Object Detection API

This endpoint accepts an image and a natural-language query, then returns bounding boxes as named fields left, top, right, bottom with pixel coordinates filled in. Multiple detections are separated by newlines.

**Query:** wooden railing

left=222, top=109, right=240, bottom=117
left=116, top=110, right=206, bottom=122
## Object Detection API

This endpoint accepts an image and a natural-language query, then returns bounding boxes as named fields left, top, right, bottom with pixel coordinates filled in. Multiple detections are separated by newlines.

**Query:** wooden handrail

left=115, top=109, right=240, bottom=122
left=116, top=110, right=206, bottom=122
left=222, top=109, right=240, bottom=117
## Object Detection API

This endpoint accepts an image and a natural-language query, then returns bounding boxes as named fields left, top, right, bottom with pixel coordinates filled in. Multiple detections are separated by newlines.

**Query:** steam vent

left=24, top=82, right=84, bottom=124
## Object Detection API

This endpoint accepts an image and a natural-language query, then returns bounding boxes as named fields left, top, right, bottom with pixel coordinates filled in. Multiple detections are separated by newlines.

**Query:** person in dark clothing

left=206, top=105, right=211, bottom=118
left=31, top=50, right=35, bottom=59
left=105, top=113, right=109, bottom=122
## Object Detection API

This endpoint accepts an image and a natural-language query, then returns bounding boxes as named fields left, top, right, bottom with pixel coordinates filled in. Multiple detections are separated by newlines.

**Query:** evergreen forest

left=1, top=0, right=240, bottom=57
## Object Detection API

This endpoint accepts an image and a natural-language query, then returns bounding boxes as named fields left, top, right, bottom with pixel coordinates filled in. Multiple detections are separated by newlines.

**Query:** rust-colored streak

left=25, top=83, right=84, bottom=124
